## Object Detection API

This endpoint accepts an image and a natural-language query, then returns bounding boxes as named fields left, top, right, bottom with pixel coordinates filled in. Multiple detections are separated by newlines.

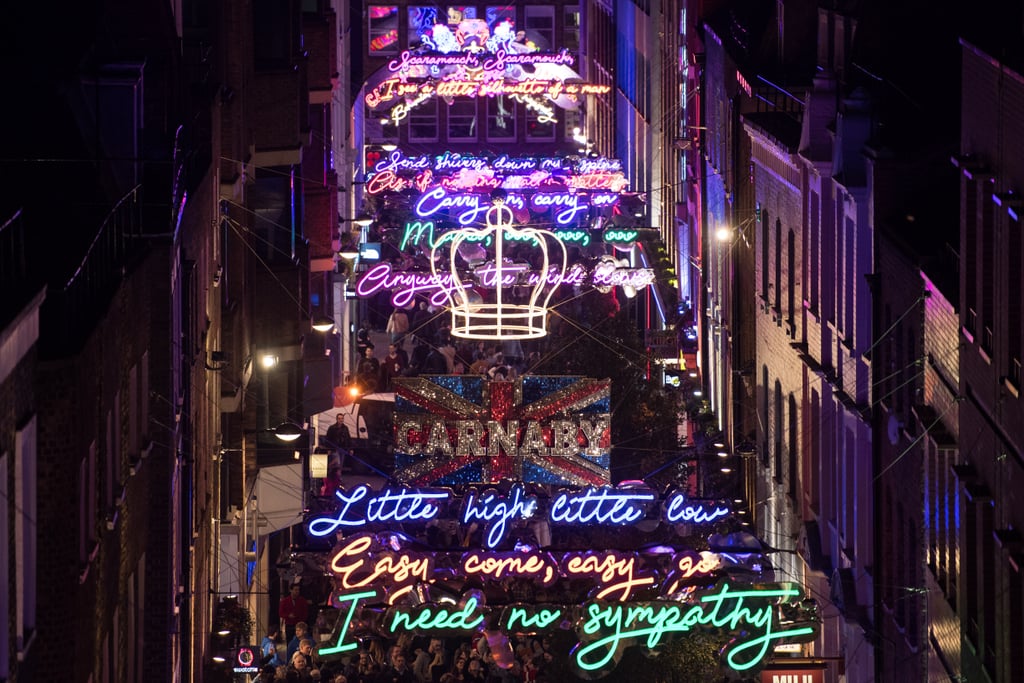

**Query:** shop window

left=523, top=6, right=554, bottom=50
left=563, top=6, right=580, bottom=51
left=410, top=99, right=439, bottom=142
left=447, top=98, right=478, bottom=140
left=526, top=108, right=555, bottom=141
left=408, top=6, right=440, bottom=47
left=369, top=6, right=400, bottom=54
left=487, top=96, right=516, bottom=140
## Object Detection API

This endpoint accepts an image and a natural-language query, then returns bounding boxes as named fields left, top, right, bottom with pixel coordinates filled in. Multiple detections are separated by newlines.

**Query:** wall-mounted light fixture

left=273, top=422, right=304, bottom=442
left=311, top=315, right=335, bottom=333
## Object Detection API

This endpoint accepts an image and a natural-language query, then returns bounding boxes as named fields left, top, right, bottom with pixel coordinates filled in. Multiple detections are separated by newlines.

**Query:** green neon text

left=387, top=596, right=486, bottom=634
left=318, top=589, right=378, bottom=656
left=504, top=606, right=563, bottom=632
left=574, top=584, right=816, bottom=673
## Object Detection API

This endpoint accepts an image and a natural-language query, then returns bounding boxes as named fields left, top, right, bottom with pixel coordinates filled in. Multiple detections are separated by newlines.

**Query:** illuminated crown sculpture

left=431, top=191, right=567, bottom=340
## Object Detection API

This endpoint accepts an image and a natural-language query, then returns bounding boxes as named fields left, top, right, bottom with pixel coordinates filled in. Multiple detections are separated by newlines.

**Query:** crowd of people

left=258, top=623, right=562, bottom=683
left=354, top=302, right=536, bottom=393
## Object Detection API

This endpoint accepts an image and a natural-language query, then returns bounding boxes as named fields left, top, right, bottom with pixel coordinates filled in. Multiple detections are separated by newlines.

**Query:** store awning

left=254, top=463, right=304, bottom=534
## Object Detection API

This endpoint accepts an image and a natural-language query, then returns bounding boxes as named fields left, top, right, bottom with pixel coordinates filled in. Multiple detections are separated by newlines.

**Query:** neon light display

left=307, top=485, right=449, bottom=537
left=562, top=551, right=655, bottom=601
left=462, top=549, right=559, bottom=584
left=411, top=186, right=618, bottom=225
left=233, top=647, right=259, bottom=674
left=549, top=487, right=655, bottom=525
left=320, top=582, right=818, bottom=676
left=355, top=262, right=655, bottom=308
left=574, top=584, right=818, bottom=673
left=366, top=152, right=628, bottom=226
left=395, top=417, right=608, bottom=457
left=307, top=483, right=730, bottom=546
left=393, top=376, right=612, bottom=486
left=387, top=597, right=486, bottom=633
left=601, top=228, right=639, bottom=245
left=306, top=372, right=820, bottom=677
left=462, top=486, right=539, bottom=547
left=367, top=77, right=610, bottom=110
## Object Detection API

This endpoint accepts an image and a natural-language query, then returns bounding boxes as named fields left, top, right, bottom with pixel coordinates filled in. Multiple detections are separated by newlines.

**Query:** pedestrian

left=380, top=343, right=408, bottom=391
left=320, top=465, right=343, bottom=498
left=279, top=580, right=310, bottom=640
left=263, top=627, right=286, bottom=667
left=357, top=347, right=381, bottom=393
left=356, top=326, right=375, bottom=356
left=386, top=307, right=410, bottom=345
left=324, top=413, right=351, bottom=452
left=288, top=622, right=310, bottom=662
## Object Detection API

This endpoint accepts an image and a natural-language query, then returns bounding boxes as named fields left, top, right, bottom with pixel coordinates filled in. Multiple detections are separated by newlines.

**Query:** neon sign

left=462, top=485, right=539, bottom=548
left=396, top=417, right=608, bottom=457
left=412, top=186, right=619, bottom=225
left=355, top=262, right=655, bottom=307
left=323, top=534, right=733, bottom=602
left=602, top=228, right=639, bottom=245
left=233, top=647, right=259, bottom=674
left=320, top=582, right=818, bottom=675
left=307, top=485, right=449, bottom=537
left=307, top=483, right=730, bottom=547
left=574, top=584, right=818, bottom=673
left=366, top=76, right=611, bottom=112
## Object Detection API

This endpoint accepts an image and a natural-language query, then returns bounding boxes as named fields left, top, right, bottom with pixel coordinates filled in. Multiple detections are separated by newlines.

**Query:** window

left=369, top=6, right=400, bottom=54
left=760, top=366, right=769, bottom=468
left=487, top=96, right=516, bottom=140
left=788, top=394, right=798, bottom=501
left=15, top=417, right=37, bottom=653
left=526, top=108, right=555, bottom=141
left=787, top=228, right=796, bottom=334
left=1008, top=213, right=1021, bottom=387
left=981, top=191, right=994, bottom=353
left=253, top=0, right=294, bottom=70
left=524, top=6, right=555, bottom=49
left=964, top=177, right=978, bottom=335
left=445, top=5, right=477, bottom=28
left=760, top=210, right=769, bottom=299
left=774, top=218, right=782, bottom=315
left=486, top=5, right=516, bottom=32
left=409, top=99, right=439, bottom=141
left=773, top=381, right=783, bottom=482
left=563, top=5, right=580, bottom=51
left=809, top=192, right=819, bottom=314
left=408, top=6, right=439, bottom=47
left=0, top=454, right=8, bottom=679
left=80, top=442, right=97, bottom=563
left=447, top=98, right=478, bottom=140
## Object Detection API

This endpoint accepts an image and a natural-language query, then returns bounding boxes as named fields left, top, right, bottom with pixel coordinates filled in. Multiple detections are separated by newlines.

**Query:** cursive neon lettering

left=549, top=487, right=654, bottom=525
left=319, top=589, right=379, bottom=656
left=664, top=492, right=730, bottom=524
left=462, top=550, right=558, bottom=585
left=563, top=551, right=654, bottom=601
left=574, top=583, right=816, bottom=673
left=307, top=486, right=449, bottom=537
left=387, top=597, right=485, bottom=634
left=504, top=606, right=563, bottom=632
left=462, top=485, right=538, bottom=548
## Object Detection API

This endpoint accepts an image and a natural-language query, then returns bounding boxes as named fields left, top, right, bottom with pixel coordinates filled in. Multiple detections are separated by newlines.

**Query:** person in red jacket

left=278, top=582, right=310, bottom=642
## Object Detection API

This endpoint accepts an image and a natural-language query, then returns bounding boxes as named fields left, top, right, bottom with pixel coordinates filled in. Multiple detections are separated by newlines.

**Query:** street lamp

left=311, top=315, right=335, bottom=333
left=339, top=212, right=374, bottom=228
left=273, top=422, right=304, bottom=442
